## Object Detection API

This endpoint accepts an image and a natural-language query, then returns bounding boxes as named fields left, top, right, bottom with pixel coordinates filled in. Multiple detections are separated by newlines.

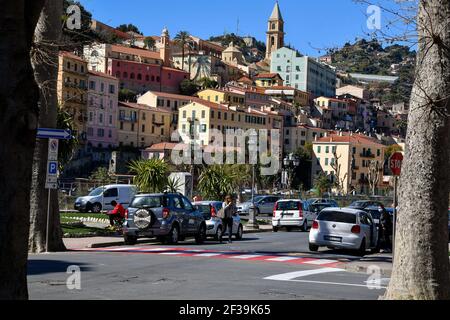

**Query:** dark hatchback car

left=349, top=200, right=386, bottom=210
left=123, top=193, right=207, bottom=245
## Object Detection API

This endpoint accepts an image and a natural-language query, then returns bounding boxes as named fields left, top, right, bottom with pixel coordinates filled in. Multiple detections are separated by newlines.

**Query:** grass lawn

left=61, top=224, right=113, bottom=237
left=61, top=212, right=107, bottom=221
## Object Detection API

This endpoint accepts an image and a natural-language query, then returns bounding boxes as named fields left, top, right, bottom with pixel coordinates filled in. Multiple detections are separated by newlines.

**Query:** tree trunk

left=385, top=0, right=450, bottom=300
left=29, top=0, right=66, bottom=253
left=0, top=0, right=46, bottom=300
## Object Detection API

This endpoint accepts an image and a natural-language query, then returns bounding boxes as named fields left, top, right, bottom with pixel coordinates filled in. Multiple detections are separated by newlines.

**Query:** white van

left=74, top=185, right=138, bottom=213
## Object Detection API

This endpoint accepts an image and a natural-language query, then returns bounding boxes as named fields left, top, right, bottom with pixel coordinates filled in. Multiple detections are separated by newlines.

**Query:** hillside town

left=57, top=2, right=408, bottom=196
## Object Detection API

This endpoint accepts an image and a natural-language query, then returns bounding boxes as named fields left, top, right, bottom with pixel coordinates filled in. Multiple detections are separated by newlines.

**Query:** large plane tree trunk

left=385, top=0, right=450, bottom=300
left=0, top=0, right=46, bottom=300
left=29, top=0, right=66, bottom=253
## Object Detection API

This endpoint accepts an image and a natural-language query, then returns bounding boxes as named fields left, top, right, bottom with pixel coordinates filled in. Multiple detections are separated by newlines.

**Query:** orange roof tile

left=315, top=134, right=385, bottom=147
left=111, top=44, right=162, bottom=61
left=60, top=51, right=85, bottom=63
left=88, top=70, right=118, bottom=81
left=254, top=73, right=281, bottom=79
left=119, top=101, right=173, bottom=113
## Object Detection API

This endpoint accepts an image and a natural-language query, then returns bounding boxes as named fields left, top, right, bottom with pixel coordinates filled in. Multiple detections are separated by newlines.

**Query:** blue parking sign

left=48, top=162, right=58, bottom=175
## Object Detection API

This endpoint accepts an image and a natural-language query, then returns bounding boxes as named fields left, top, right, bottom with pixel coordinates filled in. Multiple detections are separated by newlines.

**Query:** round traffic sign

left=390, top=152, right=403, bottom=176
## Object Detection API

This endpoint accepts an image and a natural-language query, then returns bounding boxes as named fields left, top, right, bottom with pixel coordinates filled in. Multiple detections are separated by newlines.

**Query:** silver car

left=237, top=196, right=282, bottom=216
left=194, top=201, right=244, bottom=241
left=309, top=208, right=379, bottom=256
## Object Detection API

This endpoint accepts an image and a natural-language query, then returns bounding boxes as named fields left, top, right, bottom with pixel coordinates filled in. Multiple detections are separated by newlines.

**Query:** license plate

left=324, top=235, right=342, bottom=243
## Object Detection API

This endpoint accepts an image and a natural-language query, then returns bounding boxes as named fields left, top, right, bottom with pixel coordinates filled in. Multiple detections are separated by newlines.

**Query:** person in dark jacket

left=380, top=209, right=393, bottom=252
left=220, top=195, right=237, bottom=244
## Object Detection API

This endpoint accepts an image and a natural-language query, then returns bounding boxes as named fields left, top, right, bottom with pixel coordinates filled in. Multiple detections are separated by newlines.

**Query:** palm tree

left=198, top=165, right=237, bottom=201
left=174, top=31, right=191, bottom=71
left=128, top=159, right=169, bottom=193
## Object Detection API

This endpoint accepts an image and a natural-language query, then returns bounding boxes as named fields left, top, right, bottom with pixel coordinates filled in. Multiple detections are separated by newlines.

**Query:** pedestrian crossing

left=77, top=246, right=342, bottom=268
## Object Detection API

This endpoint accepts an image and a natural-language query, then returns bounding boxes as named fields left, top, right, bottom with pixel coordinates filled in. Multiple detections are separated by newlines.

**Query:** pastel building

left=86, top=71, right=119, bottom=148
left=57, top=52, right=88, bottom=141
left=270, top=47, right=337, bottom=98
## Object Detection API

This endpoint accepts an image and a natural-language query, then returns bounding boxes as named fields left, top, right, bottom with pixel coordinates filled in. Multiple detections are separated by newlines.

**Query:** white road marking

left=303, top=259, right=337, bottom=265
left=287, top=279, right=387, bottom=290
left=264, top=268, right=344, bottom=281
left=229, top=255, right=265, bottom=260
left=103, top=247, right=141, bottom=251
left=195, top=253, right=223, bottom=257
left=266, top=257, right=299, bottom=262
left=159, top=252, right=184, bottom=255
left=134, top=248, right=172, bottom=252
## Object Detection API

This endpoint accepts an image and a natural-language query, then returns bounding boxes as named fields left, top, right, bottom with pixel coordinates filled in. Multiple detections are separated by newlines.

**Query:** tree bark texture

left=29, top=0, right=66, bottom=253
left=385, top=0, right=450, bottom=300
left=0, top=0, right=46, bottom=300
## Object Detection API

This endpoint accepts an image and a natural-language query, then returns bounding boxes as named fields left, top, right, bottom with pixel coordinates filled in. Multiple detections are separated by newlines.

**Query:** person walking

left=380, top=209, right=393, bottom=252
left=220, top=195, right=237, bottom=244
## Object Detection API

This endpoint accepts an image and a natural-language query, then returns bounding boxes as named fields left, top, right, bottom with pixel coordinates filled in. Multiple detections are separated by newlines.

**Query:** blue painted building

left=270, top=47, right=337, bottom=99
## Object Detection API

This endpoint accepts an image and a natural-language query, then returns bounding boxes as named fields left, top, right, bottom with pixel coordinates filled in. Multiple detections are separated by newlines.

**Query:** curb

left=343, top=263, right=392, bottom=276
left=85, top=229, right=273, bottom=248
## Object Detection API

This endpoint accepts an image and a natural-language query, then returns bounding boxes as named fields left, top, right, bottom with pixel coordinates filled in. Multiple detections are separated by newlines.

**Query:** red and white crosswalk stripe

left=77, top=246, right=342, bottom=268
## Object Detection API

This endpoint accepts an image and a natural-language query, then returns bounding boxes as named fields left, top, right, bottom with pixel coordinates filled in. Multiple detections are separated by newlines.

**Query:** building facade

left=57, top=52, right=89, bottom=141
left=270, top=47, right=337, bottom=98
left=86, top=71, right=119, bottom=148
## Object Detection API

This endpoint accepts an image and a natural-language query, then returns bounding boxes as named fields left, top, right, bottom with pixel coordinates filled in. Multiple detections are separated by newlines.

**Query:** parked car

left=74, top=184, right=137, bottom=213
left=122, top=193, right=207, bottom=245
left=193, top=201, right=244, bottom=241
left=237, top=195, right=282, bottom=216
left=307, top=198, right=339, bottom=207
left=272, top=199, right=317, bottom=232
left=309, top=208, right=379, bottom=256
left=360, top=205, right=388, bottom=226
left=309, top=203, right=337, bottom=215
left=349, top=200, right=385, bottom=210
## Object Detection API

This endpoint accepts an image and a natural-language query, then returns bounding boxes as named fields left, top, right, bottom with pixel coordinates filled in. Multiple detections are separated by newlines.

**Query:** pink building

left=87, top=71, right=119, bottom=148
left=107, top=58, right=189, bottom=94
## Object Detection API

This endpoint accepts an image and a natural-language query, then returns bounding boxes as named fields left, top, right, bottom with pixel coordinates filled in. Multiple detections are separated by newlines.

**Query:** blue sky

left=79, top=0, right=405, bottom=56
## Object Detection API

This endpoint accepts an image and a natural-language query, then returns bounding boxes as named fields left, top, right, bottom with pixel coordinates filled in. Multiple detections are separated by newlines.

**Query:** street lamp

left=283, top=153, right=300, bottom=198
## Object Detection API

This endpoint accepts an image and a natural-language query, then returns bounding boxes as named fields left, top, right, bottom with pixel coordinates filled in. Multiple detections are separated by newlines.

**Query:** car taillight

left=298, top=202, right=303, bottom=218
left=312, top=221, right=319, bottom=229
left=211, top=205, right=217, bottom=217
left=273, top=203, right=278, bottom=217
left=351, top=225, right=361, bottom=234
left=125, top=209, right=129, bottom=219
left=162, top=208, right=170, bottom=219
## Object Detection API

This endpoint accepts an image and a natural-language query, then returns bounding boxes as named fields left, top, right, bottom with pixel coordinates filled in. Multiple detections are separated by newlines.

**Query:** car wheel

left=235, top=224, right=243, bottom=240
left=273, top=226, right=279, bottom=232
left=302, top=220, right=308, bottom=232
left=195, top=224, right=206, bottom=244
left=309, top=243, right=319, bottom=252
left=91, top=203, right=102, bottom=213
left=358, top=238, right=366, bottom=256
left=124, top=234, right=137, bottom=246
left=215, top=226, right=223, bottom=241
left=167, top=225, right=180, bottom=245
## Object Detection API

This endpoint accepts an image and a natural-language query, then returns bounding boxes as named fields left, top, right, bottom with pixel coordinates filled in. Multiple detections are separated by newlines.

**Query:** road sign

left=45, top=161, right=58, bottom=190
left=37, top=128, right=72, bottom=140
left=389, top=152, right=404, bottom=176
left=48, top=139, right=59, bottom=161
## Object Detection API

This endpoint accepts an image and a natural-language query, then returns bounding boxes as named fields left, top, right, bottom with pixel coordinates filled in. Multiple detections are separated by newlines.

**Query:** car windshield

left=197, top=204, right=213, bottom=218
left=349, top=201, right=368, bottom=208
left=131, top=196, right=165, bottom=209
left=88, top=187, right=105, bottom=197
left=311, top=204, right=332, bottom=213
left=253, top=196, right=266, bottom=203
left=317, top=211, right=357, bottom=224
left=277, top=201, right=300, bottom=211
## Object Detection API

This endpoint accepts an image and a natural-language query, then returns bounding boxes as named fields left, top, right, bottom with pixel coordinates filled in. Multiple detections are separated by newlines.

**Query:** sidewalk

left=64, top=225, right=273, bottom=250
left=342, top=253, right=393, bottom=276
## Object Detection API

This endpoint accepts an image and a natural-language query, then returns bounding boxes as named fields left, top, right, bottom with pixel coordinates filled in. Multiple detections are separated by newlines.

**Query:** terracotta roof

left=145, top=142, right=182, bottom=151
left=88, top=70, right=118, bottom=81
left=118, top=101, right=173, bottom=113
left=144, top=91, right=198, bottom=101
left=238, top=76, right=253, bottom=84
left=254, top=73, right=281, bottom=79
left=315, top=134, right=385, bottom=147
left=315, top=96, right=348, bottom=103
left=111, top=44, right=162, bottom=61
left=60, top=51, right=85, bottom=62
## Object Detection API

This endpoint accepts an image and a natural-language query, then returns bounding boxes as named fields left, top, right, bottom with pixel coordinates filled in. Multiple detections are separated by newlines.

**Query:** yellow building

left=284, top=125, right=329, bottom=153
left=197, top=89, right=245, bottom=106
left=265, top=86, right=310, bottom=107
left=314, top=96, right=349, bottom=119
left=57, top=51, right=88, bottom=140
left=253, top=73, right=283, bottom=88
left=177, top=100, right=284, bottom=154
left=312, top=133, right=387, bottom=194
left=117, top=102, right=173, bottom=149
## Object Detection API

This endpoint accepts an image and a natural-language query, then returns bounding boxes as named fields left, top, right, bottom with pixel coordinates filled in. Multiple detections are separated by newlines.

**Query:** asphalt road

left=28, top=232, right=387, bottom=300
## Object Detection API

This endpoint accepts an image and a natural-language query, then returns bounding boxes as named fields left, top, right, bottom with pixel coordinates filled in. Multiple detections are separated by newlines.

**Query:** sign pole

left=46, top=188, right=51, bottom=253
left=392, top=176, right=398, bottom=260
